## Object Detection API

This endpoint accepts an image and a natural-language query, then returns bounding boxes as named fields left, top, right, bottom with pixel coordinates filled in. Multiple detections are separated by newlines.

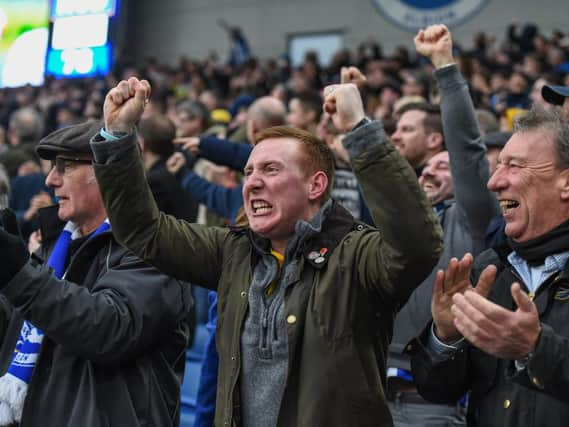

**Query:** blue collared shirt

left=507, top=251, right=569, bottom=294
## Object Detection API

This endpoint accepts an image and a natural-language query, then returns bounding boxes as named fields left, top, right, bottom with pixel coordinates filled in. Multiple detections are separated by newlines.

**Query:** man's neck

left=78, top=215, right=108, bottom=237
left=270, top=239, right=287, bottom=255
left=268, top=204, right=324, bottom=255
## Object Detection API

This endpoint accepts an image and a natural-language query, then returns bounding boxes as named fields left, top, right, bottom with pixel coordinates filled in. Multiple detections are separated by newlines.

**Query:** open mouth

left=500, top=199, right=519, bottom=213
left=252, top=200, right=273, bottom=215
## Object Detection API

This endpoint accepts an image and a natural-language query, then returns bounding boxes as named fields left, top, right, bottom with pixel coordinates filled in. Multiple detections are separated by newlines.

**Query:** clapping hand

left=431, top=253, right=496, bottom=343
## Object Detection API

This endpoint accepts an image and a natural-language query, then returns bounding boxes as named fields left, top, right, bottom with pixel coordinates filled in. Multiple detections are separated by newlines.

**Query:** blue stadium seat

left=179, top=358, right=203, bottom=427
left=179, top=410, right=195, bottom=427
left=181, top=360, right=202, bottom=408
left=186, top=323, right=209, bottom=362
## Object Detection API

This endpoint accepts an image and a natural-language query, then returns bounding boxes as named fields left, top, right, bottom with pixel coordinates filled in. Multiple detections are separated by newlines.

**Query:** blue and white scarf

left=0, top=220, right=110, bottom=425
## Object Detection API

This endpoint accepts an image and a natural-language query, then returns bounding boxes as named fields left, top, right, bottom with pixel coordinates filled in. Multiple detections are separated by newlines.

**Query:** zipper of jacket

left=260, top=255, right=283, bottom=353
left=508, top=267, right=560, bottom=301
left=261, top=310, right=269, bottom=352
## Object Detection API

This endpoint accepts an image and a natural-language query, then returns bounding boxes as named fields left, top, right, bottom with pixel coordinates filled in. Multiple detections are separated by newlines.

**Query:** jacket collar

left=243, top=200, right=359, bottom=269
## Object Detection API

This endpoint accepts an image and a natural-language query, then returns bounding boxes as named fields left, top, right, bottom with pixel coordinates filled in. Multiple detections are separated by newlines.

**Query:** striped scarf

left=0, top=220, right=110, bottom=425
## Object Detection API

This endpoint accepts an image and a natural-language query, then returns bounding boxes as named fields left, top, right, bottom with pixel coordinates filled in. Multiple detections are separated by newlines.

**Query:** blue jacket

left=200, top=136, right=250, bottom=172
left=180, top=169, right=242, bottom=225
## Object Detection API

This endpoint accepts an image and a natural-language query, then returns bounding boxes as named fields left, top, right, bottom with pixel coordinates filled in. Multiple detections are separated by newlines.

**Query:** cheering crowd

left=0, top=20, right=568, bottom=427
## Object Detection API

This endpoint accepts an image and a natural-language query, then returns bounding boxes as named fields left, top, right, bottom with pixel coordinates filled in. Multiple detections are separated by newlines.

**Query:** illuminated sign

left=51, top=0, right=117, bottom=18
left=51, top=14, right=109, bottom=49
left=47, top=0, right=116, bottom=78
left=0, top=1, right=49, bottom=88
left=46, top=45, right=111, bottom=77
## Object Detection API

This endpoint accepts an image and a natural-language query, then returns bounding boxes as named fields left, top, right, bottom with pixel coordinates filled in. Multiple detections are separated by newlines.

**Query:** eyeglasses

left=50, top=157, right=92, bottom=175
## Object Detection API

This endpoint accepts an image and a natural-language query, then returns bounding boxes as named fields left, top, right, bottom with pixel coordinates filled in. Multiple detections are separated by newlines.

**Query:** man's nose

left=487, top=168, right=505, bottom=191
left=45, top=167, right=61, bottom=188
left=421, top=164, right=434, bottom=178
left=243, top=172, right=262, bottom=191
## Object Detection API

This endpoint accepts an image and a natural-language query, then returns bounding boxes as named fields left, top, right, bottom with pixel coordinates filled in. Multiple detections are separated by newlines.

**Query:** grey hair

left=8, top=107, right=44, bottom=144
left=513, top=106, right=569, bottom=168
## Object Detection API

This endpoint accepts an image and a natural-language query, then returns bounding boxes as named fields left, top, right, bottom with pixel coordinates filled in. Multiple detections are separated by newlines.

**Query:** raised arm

left=174, top=135, right=252, bottom=172
left=167, top=152, right=243, bottom=223
left=200, top=136, right=252, bottom=171
left=324, top=84, right=443, bottom=302
left=91, top=77, right=227, bottom=288
left=180, top=170, right=243, bottom=224
left=416, top=25, right=499, bottom=241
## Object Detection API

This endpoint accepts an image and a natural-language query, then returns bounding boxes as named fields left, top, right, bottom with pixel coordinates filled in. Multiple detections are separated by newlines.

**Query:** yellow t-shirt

left=264, top=250, right=284, bottom=298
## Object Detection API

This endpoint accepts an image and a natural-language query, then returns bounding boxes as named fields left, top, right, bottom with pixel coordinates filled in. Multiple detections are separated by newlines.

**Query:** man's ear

left=249, top=120, right=258, bottom=139
left=426, top=132, right=444, bottom=151
left=558, top=168, right=569, bottom=201
left=308, top=171, right=328, bottom=201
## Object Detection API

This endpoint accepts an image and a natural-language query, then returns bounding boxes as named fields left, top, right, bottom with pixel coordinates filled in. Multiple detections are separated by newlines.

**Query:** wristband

left=100, top=127, right=128, bottom=141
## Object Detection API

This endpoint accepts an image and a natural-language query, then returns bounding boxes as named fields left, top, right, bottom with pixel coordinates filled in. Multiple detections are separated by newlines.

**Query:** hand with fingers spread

left=451, top=282, right=540, bottom=359
left=323, top=83, right=365, bottom=134
left=432, top=253, right=497, bottom=343
left=173, top=136, right=201, bottom=155
left=414, top=24, right=454, bottom=69
left=103, top=77, right=151, bottom=135
left=340, top=66, right=367, bottom=87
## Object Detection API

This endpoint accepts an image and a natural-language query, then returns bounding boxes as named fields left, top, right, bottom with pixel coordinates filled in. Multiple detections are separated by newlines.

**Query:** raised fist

left=103, top=77, right=151, bottom=134
left=414, top=24, right=454, bottom=69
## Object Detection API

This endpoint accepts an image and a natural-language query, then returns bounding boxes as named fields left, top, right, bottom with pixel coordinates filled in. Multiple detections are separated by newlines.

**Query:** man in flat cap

left=483, top=130, right=512, bottom=175
left=542, top=84, right=569, bottom=115
left=0, top=121, right=192, bottom=426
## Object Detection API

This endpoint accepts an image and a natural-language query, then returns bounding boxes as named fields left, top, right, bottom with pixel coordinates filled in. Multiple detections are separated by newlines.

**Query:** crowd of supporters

left=0, top=20, right=568, bottom=427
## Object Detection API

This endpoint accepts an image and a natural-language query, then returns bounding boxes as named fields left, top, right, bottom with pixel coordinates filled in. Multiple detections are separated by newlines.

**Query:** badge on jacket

left=307, top=247, right=328, bottom=264
left=554, top=286, right=569, bottom=301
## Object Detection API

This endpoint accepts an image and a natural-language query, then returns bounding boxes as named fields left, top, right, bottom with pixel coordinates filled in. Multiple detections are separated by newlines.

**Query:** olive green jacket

left=93, top=122, right=442, bottom=427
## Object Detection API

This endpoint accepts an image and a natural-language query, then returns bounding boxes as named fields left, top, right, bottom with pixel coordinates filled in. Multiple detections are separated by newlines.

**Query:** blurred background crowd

left=1, top=16, right=569, bottom=427
left=2, top=20, right=568, bottom=208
